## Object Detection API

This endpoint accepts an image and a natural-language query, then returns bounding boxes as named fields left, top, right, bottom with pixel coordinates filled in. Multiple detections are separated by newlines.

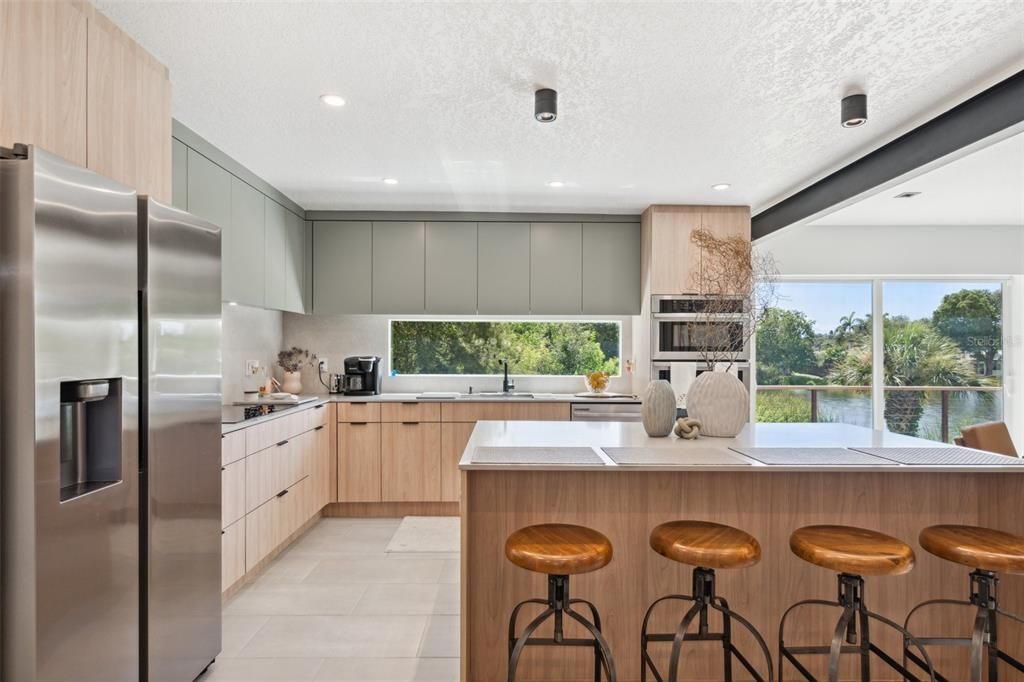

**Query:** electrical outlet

left=317, top=358, right=329, bottom=373
left=245, top=360, right=261, bottom=376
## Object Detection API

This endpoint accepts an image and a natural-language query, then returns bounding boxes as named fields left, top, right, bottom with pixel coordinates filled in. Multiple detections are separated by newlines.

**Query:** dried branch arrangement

left=689, top=228, right=778, bottom=369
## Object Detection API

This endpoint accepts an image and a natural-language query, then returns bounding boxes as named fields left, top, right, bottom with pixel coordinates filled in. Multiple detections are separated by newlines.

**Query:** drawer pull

left=314, top=404, right=324, bottom=410
left=401, top=402, right=417, bottom=405
left=221, top=466, right=226, bottom=472
left=314, top=425, right=325, bottom=431
left=351, top=422, right=368, bottom=426
left=402, top=421, right=418, bottom=425
left=276, top=489, right=289, bottom=498
left=221, top=530, right=225, bottom=535
left=276, top=439, right=289, bottom=447
left=352, top=402, right=367, bottom=405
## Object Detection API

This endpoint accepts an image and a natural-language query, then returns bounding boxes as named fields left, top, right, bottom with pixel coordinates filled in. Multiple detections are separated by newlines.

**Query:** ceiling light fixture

left=711, top=183, right=731, bottom=191
left=535, top=88, right=557, bottom=122
left=227, top=301, right=238, bottom=306
left=319, top=93, right=346, bottom=107
left=547, top=180, right=565, bottom=188
left=382, top=178, right=398, bottom=185
left=841, top=93, right=867, bottom=128
left=894, top=191, right=921, bottom=199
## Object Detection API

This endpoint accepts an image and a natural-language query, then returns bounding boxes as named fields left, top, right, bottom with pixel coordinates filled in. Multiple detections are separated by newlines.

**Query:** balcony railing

left=756, top=384, right=1002, bottom=443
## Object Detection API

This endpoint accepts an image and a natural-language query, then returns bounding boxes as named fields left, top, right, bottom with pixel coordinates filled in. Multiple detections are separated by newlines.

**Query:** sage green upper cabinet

left=582, top=222, right=641, bottom=314
left=171, top=138, right=187, bottom=210
left=425, top=222, right=477, bottom=314
left=530, top=222, right=582, bottom=314
left=313, top=221, right=372, bottom=314
left=226, top=177, right=265, bottom=307
left=477, top=222, right=530, bottom=314
left=263, top=198, right=288, bottom=310
left=302, top=220, right=313, bottom=314
left=372, top=221, right=425, bottom=314
left=283, top=210, right=305, bottom=313
left=185, top=149, right=231, bottom=298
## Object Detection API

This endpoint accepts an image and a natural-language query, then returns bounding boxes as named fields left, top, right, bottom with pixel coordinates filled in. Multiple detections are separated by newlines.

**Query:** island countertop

left=458, top=421, right=1024, bottom=472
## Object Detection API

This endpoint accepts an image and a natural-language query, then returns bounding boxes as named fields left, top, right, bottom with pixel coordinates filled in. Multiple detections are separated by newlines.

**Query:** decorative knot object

left=674, top=417, right=702, bottom=440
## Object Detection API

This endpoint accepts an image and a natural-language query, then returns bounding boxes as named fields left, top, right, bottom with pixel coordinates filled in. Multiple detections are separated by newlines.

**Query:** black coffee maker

left=341, top=356, right=383, bottom=395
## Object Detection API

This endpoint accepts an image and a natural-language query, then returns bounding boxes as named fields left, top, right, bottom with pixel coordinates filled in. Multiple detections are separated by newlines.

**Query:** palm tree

left=828, top=319, right=978, bottom=435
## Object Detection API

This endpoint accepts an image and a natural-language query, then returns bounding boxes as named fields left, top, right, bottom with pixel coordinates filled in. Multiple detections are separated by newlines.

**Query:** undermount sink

left=471, top=392, right=535, bottom=399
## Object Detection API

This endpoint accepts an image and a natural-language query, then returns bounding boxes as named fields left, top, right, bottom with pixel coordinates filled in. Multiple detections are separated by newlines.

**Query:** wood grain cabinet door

left=440, top=422, right=475, bottom=502
left=221, top=458, right=246, bottom=529
left=382, top=422, right=441, bottom=502
left=338, top=422, right=382, bottom=502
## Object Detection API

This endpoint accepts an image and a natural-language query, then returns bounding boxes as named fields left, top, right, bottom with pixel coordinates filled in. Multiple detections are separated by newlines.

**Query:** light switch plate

left=245, top=360, right=261, bottom=376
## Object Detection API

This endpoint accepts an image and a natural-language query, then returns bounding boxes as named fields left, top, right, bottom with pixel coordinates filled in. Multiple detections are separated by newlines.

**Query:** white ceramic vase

left=685, top=370, right=749, bottom=437
left=282, top=371, right=302, bottom=394
left=642, top=380, right=677, bottom=437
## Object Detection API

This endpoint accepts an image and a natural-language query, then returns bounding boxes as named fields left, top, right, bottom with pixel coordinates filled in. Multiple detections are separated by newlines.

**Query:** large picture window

left=755, top=279, right=1005, bottom=443
left=389, top=320, right=621, bottom=376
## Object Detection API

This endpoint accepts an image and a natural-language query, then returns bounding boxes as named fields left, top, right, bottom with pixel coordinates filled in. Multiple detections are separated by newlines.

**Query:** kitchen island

left=459, top=421, right=1024, bottom=681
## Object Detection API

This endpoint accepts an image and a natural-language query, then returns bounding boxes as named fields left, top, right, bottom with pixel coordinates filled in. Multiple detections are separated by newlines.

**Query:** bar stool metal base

left=507, top=573, right=616, bottom=682
left=641, top=567, right=774, bottom=682
left=904, top=569, right=1024, bottom=682
left=779, top=572, right=936, bottom=682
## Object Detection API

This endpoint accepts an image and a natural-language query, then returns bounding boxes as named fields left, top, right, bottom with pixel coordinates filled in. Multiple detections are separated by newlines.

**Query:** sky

left=774, top=281, right=1002, bottom=334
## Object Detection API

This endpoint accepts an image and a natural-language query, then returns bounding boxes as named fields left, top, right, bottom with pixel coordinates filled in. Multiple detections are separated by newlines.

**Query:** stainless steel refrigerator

left=0, top=144, right=222, bottom=681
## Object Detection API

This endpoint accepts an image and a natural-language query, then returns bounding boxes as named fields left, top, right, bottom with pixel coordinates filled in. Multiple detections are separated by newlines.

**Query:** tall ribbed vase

left=642, top=380, right=677, bottom=437
left=685, top=371, right=749, bottom=437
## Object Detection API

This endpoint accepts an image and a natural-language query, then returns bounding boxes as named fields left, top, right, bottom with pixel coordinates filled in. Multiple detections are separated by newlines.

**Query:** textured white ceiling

left=812, top=131, right=1024, bottom=226
left=96, top=0, right=1024, bottom=213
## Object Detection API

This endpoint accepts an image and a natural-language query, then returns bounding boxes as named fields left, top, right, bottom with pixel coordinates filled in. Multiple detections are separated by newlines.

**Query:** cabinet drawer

left=245, top=412, right=307, bottom=454
left=222, top=458, right=246, bottom=529
left=222, top=430, right=246, bottom=466
left=338, top=422, right=381, bottom=502
left=244, top=475, right=310, bottom=572
left=222, top=519, right=245, bottom=591
left=245, top=437, right=307, bottom=513
left=381, top=401, right=440, bottom=423
left=337, top=402, right=381, bottom=423
left=305, top=402, right=329, bottom=430
left=381, top=422, right=441, bottom=502
left=440, top=401, right=570, bottom=422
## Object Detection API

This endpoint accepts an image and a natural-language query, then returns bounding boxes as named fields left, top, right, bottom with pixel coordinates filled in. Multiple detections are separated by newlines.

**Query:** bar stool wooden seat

left=779, top=525, right=936, bottom=682
left=904, top=524, right=1024, bottom=681
left=505, top=523, right=617, bottom=681
left=641, top=521, right=774, bottom=682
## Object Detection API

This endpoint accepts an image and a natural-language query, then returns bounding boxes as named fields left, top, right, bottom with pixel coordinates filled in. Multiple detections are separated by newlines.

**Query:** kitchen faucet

left=502, top=360, right=515, bottom=393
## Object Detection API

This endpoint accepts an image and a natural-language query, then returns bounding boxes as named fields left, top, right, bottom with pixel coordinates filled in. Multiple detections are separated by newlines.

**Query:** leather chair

left=955, top=421, right=1018, bottom=457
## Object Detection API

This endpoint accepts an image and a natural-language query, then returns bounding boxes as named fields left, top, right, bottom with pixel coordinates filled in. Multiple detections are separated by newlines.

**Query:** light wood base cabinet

left=382, top=422, right=441, bottom=502
left=440, top=422, right=474, bottom=502
left=221, top=519, right=245, bottom=592
left=222, top=458, right=245, bottom=528
left=338, top=422, right=382, bottom=502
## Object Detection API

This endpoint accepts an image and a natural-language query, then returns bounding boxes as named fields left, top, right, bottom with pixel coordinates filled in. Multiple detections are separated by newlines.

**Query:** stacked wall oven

left=0, top=144, right=222, bottom=681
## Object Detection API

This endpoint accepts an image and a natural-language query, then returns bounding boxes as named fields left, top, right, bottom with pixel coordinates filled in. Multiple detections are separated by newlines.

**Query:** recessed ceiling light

left=227, top=301, right=238, bottom=306
left=319, top=93, right=346, bottom=107
left=547, top=181, right=565, bottom=188
left=382, top=178, right=398, bottom=185
left=841, top=93, right=867, bottom=128
left=894, top=191, right=921, bottom=199
left=711, top=183, right=731, bottom=191
left=535, top=88, right=557, bottom=122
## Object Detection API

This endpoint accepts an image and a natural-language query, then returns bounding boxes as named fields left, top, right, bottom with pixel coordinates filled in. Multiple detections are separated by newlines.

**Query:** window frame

left=753, top=275, right=1010, bottom=433
left=386, top=317, right=624, bottom=378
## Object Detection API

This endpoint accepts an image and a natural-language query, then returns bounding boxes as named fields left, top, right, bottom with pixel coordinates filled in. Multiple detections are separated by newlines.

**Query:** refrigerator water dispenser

left=59, top=378, right=122, bottom=502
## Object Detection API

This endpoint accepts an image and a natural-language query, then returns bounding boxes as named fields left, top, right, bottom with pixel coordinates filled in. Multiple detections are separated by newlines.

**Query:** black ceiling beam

left=751, top=69, right=1024, bottom=240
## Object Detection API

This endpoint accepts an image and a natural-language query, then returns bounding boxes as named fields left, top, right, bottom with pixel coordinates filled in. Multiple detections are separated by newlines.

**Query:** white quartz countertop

left=328, top=392, right=640, bottom=403
left=221, top=397, right=329, bottom=435
left=458, top=421, right=1024, bottom=473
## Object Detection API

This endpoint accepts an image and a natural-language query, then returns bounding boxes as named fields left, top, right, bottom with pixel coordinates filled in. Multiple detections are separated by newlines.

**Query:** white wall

left=756, top=222, right=1024, bottom=447
left=222, top=303, right=283, bottom=401
left=282, top=313, right=635, bottom=396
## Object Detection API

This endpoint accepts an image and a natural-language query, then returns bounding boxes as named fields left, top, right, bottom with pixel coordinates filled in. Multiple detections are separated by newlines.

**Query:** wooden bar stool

left=505, top=523, right=617, bottom=682
left=904, top=525, right=1024, bottom=681
left=778, top=525, right=936, bottom=681
left=641, top=521, right=774, bottom=682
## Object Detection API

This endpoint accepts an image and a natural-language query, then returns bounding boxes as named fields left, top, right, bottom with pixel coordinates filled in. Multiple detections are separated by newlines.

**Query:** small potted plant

left=277, top=347, right=317, bottom=394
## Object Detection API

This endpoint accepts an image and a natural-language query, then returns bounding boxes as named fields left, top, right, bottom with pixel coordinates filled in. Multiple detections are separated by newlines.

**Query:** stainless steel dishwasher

left=570, top=402, right=643, bottom=422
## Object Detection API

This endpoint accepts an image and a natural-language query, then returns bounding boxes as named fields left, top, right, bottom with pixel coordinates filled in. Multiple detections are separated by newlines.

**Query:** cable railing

left=756, top=384, right=1002, bottom=443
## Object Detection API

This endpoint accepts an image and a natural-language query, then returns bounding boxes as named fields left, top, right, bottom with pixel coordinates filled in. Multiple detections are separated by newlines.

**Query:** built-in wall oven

left=651, top=294, right=749, bottom=361
left=652, top=360, right=751, bottom=393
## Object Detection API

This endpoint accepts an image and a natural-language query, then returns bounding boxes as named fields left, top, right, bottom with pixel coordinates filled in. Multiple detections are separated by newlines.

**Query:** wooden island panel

left=462, top=469, right=1023, bottom=681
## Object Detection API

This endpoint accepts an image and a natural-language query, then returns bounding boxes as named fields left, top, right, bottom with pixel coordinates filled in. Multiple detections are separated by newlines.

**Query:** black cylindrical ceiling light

left=535, top=88, right=557, bottom=122
left=841, top=93, right=868, bottom=128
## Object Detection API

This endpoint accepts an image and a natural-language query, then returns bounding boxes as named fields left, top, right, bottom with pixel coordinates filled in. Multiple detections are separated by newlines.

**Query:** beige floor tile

left=417, top=616, right=459, bottom=658
left=220, top=615, right=270, bottom=658
left=199, top=657, right=323, bottom=681
left=314, top=656, right=459, bottom=681
left=437, top=559, right=460, bottom=585
left=433, top=584, right=460, bottom=615
left=239, top=615, right=429, bottom=658
left=353, top=583, right=442, bottom=615
left=385, top=552, right=459, bottom=562
left=304, top=558, right=445, bottom=584
left=225, top=583, right=367, bottom=616
left=285, top=533, right=393, bottom=557
left=253, top=555, right=322, bottom=584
